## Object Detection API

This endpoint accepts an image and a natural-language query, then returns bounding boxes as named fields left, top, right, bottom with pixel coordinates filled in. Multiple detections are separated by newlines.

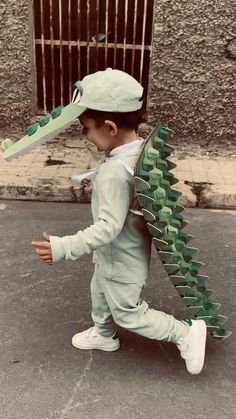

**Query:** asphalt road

left=0, top=201, right=235, bottom=419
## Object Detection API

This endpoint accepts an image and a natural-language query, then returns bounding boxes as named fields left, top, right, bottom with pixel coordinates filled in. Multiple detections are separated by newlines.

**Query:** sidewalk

left=0, top=136, right=236, bottom=208
left=1, top=202, right=235, bottom=419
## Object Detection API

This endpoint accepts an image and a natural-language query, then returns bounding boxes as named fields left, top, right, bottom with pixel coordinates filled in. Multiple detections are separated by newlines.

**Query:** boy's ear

left=104, top=120, right=118, bottom=136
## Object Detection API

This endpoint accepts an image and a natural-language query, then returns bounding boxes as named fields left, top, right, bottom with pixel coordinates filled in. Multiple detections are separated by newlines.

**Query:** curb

left=1, top=178, right=236, bottom=209
left=0, top=178, right=91, bottom=203
left=1, top=138, right=235, bottom=209
left=198, top=184, right=236, bottom=209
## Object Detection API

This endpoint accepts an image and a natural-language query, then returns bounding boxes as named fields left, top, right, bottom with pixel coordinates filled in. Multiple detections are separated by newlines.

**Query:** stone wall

left=149, top=0, right=236, bottom=145
left=0, top=0, right=33, bottom=131
left=0, top=0, right=235, bottom=145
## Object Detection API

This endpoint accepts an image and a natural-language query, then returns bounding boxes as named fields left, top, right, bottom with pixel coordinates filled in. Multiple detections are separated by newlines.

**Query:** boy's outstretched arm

left=31, top=162, right=132, bottom=264
left=32, top=232, right=52, bottom=263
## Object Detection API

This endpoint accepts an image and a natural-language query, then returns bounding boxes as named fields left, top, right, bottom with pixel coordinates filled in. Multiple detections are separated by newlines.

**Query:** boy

left=32, top=68, right=207, bottom=375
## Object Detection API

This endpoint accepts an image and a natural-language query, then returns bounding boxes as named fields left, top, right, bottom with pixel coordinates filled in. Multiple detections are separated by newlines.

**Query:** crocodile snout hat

left=2, top=68, right=143, bottom=160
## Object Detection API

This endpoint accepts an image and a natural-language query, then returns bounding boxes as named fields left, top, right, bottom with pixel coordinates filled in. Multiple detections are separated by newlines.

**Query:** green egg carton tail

left=206, top=325, right=220, bottom=331
left=182, top=297, right=199, bottom=306
left=134, top=122, right=231, bottom=341
left=188, top=305, right=204, bottom=315
left=134, top=176, right=151, bottom=192
left=212, top=330, right=232, bottom=340
left=169, top=275, right=187, bottom=286
left=137, top=193, right=155, bottom=206
left=164, top=264, right=179, bottom=274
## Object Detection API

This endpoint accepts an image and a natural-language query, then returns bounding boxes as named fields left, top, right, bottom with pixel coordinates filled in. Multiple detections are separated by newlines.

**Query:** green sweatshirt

left=50, top=140, right=152, bottom=283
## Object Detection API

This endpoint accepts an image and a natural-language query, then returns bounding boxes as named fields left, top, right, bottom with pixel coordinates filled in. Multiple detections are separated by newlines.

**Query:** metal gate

left=33, top=0, right=154, bottom=113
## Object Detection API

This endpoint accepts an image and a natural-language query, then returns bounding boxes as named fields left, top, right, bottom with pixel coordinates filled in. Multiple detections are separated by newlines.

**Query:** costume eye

left=72, top=83, right=83, bottom=104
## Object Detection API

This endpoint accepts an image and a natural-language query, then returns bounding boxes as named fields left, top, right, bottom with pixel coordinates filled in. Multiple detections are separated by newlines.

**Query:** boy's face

left=79, top=115, right=116, bottom=152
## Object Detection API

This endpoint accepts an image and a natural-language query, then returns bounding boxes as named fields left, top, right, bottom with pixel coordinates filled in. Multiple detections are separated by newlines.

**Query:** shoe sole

left=72, top=340, right=120, bottom=352
left=189, top=320, right=207, bottom=375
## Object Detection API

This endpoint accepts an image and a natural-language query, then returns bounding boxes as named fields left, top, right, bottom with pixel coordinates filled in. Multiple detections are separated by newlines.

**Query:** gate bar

left=87, top=0, right=90, bottom=74
left=77, top=0, right=81, bottom=81
left=35, top=39, right=151, bottom=51
left=68, top=0, right=72, bottom=100
left=132, top=0, right=138, bottom=75
left=114, top=0, right=118, bottom=68
left=123, top=0, right=128, bottom=70
left=40, top=0, right=46, bottom=113
left=96, top=0, right=99, bottom=71
left=59, top=0, right=64, bottom=104
left=49, top=0, right=55, bottom=109
left=140, top=0, right=148, bottom=83
left=105, top=0, right=109, bottom=67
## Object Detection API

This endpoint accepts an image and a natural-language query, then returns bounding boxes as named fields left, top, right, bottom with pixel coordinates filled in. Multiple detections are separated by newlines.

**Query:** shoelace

left=176, top=336, right=189, bottom=350
left=177, top=342, right=189, bottom=352
left=85, top=327, right=98, bottom=338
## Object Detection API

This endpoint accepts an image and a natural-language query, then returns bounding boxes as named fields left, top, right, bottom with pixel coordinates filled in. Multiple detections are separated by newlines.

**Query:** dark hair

left=82, top=108, right=144, bottom=131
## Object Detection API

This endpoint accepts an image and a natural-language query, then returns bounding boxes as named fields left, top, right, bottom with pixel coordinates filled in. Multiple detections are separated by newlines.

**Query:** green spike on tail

left=134, top=123, right=232, bottom=340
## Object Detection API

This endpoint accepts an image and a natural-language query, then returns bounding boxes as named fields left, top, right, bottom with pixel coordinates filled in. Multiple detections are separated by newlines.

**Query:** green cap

left=73, top=68, right=143, bottom=112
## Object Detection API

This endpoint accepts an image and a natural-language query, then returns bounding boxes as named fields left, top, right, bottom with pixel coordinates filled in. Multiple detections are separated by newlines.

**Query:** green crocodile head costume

left=2, top=69, right=231, bottom=339
left=2, top=68, right=143, bottom=161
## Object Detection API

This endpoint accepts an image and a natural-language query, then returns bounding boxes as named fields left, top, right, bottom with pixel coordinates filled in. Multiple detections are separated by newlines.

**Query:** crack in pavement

left=58, top=351, right=94, bottom=419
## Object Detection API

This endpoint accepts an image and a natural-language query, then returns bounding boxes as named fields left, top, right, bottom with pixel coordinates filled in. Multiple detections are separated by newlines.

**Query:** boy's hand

left=31, top=232, right=52, bottom=264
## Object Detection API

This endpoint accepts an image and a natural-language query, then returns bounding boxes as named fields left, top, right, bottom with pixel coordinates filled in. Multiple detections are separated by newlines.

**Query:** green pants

left=90, top=264, right=187, bottom=343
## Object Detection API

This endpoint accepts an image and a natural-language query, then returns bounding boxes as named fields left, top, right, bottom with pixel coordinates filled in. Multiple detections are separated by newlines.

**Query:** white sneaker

left=72, top=327, right=120, bottom=352
left=176, top=319, right=207, bottom=375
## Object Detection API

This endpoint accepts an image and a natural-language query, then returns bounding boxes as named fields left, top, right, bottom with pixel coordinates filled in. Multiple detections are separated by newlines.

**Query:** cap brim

left=3, top=104, right=86, bottom=161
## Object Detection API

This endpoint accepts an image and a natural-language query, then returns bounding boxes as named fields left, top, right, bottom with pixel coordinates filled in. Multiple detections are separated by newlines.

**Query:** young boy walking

left=32, top=68, right=207, bottom=375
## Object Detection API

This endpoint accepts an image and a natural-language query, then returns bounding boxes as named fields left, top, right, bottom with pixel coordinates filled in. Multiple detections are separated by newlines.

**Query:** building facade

left=0, top=0, right=235, bottom=144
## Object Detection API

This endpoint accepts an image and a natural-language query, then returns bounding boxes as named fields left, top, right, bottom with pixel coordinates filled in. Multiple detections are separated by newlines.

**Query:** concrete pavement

left=0, top=201, right=235, bottom=419
left=0, top=133, right=236, bottom=208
